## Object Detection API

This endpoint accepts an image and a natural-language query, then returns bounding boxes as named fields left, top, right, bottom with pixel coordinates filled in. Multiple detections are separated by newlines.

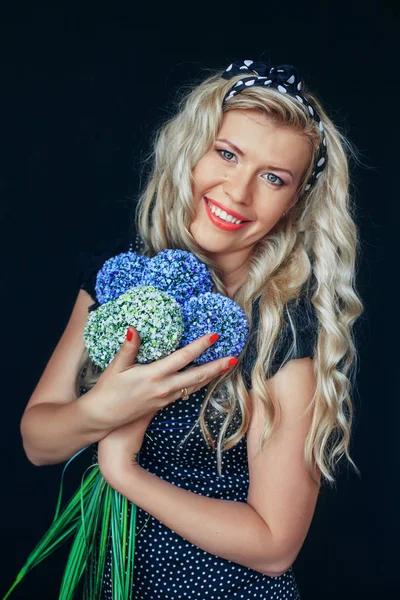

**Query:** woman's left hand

left=97, top=412, right=156, bottom=484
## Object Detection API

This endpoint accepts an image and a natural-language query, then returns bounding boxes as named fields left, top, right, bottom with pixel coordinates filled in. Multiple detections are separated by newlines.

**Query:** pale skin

left=190, top=109, right=311, bottom=295
left=97, top=109, right=322, bottom=577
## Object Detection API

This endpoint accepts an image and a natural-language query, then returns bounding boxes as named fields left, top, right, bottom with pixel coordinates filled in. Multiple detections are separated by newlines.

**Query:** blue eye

left=264, top=173, right=284, bottom=187
left=217, top=148, right=285, bottom=187
left=218, top=149, right=236, bottom=161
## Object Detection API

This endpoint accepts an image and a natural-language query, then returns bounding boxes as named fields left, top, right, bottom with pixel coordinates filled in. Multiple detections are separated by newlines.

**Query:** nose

left=222, top=169, right=253, bottom=205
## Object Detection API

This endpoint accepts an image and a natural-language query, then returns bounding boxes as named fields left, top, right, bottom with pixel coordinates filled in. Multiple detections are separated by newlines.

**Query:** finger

left=107, top=327, right=141, bottom=373
left=161, top=356, right=239, bottom=405
left=155, top=333, right=221, bottom=377
left=176, top=356, right=239, bottom=390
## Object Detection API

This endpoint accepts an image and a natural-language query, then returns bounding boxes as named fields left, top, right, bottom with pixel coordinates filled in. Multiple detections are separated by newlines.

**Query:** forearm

left=20, top=389, right=113, bottom=466
left=109, top=466, right=287, bottom=578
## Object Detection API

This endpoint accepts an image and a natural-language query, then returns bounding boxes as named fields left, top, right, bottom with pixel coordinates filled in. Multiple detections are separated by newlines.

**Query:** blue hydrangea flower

left=95, top=251, right=150, bottom=304
left=83, top=286, right=183, bottom=368
left=141, top=249, right=213, bottom=306
left=180, top=292, right=249, bottom=365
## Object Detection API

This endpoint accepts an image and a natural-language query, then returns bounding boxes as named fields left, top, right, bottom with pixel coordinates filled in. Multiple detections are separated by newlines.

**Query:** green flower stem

left=1, top=465, right=101, bottom=600
left=3, top=458, right=141, bottom=599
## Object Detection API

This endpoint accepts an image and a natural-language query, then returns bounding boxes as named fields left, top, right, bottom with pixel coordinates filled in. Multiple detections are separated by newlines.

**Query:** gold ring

left=181, top=387, right=189, bottom=400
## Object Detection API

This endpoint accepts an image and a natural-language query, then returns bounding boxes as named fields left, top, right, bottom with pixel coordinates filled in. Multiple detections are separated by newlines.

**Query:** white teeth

left=207, top=199, right=243, bottom=224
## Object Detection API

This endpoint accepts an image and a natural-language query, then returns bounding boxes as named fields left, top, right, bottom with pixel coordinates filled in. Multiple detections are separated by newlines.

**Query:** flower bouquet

left=3, top=248, right=249, bottom=600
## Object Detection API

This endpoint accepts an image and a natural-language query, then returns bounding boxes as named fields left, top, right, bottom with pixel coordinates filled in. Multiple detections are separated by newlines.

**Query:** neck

left=210, top=252, right=249, bottom=299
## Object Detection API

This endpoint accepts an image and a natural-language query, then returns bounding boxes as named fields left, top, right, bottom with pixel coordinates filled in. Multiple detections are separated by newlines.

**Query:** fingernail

left=209, top=333, right=220, bottom=344
left=126, top=328, right=133, bottom=342
left=218, top=357, right=239, bottom=375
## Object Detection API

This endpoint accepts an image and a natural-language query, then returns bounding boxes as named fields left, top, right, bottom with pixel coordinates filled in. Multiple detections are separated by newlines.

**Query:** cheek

left=192, top=157, right=219, bottom=194
left=253, top=201, right=285, bottom=231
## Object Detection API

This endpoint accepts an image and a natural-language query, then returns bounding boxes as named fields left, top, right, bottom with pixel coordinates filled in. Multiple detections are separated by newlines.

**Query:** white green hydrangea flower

left=83, top=286, right=183, bottom=369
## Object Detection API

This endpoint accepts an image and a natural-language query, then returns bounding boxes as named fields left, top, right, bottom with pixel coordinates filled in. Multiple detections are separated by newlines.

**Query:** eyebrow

left=215, top=137, right=295, bottom=180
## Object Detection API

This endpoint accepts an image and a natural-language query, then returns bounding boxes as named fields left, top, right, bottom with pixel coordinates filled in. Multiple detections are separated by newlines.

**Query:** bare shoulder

left=258, top=357, right=317, bottom=427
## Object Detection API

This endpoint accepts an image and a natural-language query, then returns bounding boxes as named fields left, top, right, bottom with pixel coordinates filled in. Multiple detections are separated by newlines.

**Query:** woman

left=20, top=59, right=364, bottom=599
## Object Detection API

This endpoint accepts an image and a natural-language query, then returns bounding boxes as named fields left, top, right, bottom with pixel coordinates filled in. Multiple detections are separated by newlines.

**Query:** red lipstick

left=205, top=197, right=250, bottom=222
left=204, top=198, right=251, bottom=232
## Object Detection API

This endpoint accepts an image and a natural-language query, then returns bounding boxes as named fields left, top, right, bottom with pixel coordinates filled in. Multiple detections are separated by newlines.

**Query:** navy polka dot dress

left=78, top=231, right=318, bottom=600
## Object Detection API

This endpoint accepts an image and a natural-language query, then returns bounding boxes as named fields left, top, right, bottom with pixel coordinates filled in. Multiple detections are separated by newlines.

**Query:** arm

left=21, top=390, right=113, bottom=466
left=107, top=464, right=285, bottom=577
left=21, top=289, right=112, bottom=466
left=246, top=357, right=321, bottom=571
left=101, top=357, right=320, bottom=577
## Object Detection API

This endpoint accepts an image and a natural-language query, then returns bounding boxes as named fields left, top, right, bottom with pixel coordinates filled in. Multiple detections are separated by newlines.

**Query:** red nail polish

left=228, top=357, right=239, bottom=367
left=209, top=333, right=220, bottom=344
left=126, top=328, right=133, bottom=341
left=218, top=368, right=230, bottom=375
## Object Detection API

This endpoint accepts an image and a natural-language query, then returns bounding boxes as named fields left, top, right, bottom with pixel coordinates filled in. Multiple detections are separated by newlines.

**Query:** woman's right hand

left=85, top=326, right=238, bottom=431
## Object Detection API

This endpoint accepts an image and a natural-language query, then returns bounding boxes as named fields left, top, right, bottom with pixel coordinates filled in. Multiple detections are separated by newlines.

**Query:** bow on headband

left=222, top=60, right=304, bottom=96
left=221, top=59, right=327, bottom=191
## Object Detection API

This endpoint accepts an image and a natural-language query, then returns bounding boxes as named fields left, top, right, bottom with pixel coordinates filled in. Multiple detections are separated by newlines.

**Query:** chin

left=189, top=221, right=225, bottom=254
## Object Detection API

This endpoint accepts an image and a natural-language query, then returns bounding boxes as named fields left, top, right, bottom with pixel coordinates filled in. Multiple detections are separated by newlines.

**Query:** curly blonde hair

left=78, top=66, right=364, bottom=490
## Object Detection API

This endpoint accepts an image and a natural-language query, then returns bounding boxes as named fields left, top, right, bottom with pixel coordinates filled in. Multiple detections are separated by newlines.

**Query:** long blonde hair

left=79, top=67, right=364, bottom=489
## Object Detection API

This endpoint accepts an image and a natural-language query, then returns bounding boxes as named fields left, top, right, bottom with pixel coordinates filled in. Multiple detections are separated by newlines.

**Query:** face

left=190, top=109, right=311, bottom=289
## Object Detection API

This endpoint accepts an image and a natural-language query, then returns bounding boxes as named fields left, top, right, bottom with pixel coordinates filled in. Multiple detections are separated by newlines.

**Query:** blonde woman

left=20, top=59, right=364, bottom=599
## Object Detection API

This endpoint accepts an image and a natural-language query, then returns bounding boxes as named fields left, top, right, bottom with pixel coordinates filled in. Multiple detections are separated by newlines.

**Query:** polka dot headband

left=222, top=59, right=327, bottom=192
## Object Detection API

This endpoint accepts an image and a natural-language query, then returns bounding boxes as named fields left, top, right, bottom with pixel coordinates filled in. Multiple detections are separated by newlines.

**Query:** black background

left=1, top=3, right=398, bottom=599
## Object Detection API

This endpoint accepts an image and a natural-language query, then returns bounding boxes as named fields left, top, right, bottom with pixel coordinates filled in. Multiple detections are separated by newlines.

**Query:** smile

left=204, top=197, right=251, bottom=232
left=205, top=197, right=250, bottom=223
